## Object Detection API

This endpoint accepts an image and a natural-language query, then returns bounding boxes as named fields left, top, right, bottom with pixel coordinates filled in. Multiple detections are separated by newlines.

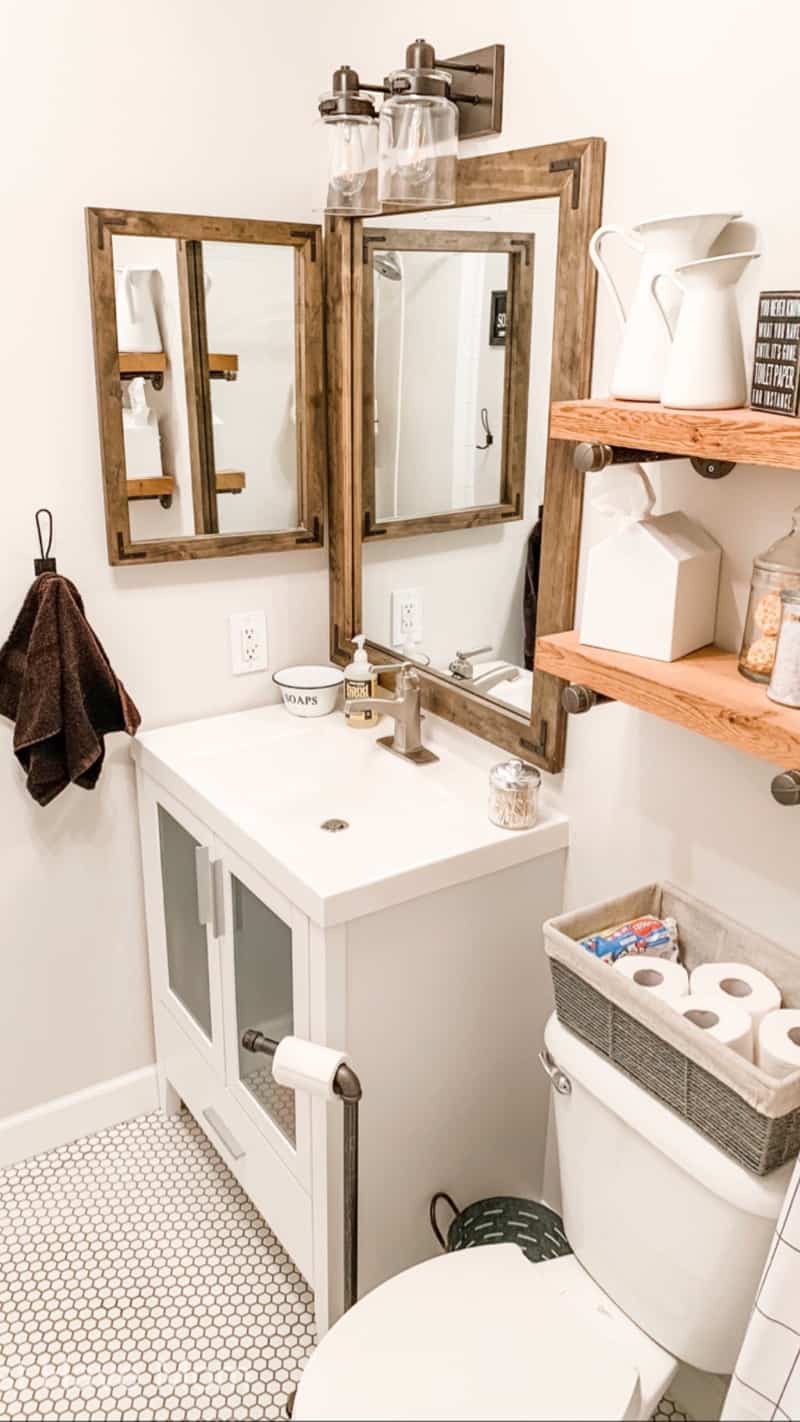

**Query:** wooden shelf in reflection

left=127, top=471, right=246, bottom=506
left=118, top=352, right=239, bottom=387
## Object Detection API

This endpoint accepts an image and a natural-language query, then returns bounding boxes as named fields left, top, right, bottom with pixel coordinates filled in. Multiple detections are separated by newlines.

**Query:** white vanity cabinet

left=133, top=706, right=568, bottom=1332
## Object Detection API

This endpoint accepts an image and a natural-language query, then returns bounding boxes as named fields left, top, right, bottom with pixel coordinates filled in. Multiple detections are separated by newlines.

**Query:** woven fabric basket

left=544, top=883, right=800, bottom=1175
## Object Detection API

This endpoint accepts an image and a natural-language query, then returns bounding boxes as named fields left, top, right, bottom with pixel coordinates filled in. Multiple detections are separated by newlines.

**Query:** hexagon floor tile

left=0, top=1110, right=315, bottom=1419
left=652, top=1399, right=692, bottom=1421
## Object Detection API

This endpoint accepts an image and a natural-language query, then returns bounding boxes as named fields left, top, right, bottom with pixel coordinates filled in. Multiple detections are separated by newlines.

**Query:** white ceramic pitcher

left=590, top=211, right=740, bottom=401
left=114, top=266, right=162, bottom=352
left=651, top=250, right=760, bottom=409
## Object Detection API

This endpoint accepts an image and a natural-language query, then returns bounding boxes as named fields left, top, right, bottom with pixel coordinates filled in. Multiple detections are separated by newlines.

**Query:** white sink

left=133, top=704, right=568, bottom=925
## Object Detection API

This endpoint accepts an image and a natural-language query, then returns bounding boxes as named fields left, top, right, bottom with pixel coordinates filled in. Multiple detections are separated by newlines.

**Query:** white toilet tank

left=544, top=1013, right=792, bottom=1374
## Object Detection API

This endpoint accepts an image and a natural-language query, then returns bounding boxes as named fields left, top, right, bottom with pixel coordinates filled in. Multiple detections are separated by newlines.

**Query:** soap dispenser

left=344, top=635, right=380, bottom=728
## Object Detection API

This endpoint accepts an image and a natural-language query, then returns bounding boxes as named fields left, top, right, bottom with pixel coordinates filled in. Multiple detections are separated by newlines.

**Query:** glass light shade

left=321, top=112, right=380, bottom=216
left=378, top=79, right=458, bottom=207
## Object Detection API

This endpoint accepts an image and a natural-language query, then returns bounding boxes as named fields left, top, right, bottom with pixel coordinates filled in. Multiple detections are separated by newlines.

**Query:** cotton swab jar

left=488, top=758, right=541, bottom=830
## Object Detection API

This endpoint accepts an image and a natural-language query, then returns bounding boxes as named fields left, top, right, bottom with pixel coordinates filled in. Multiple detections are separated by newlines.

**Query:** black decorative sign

left=489, top=289, right=507, bottom=347
left=751, top=291, right=800, bottom=416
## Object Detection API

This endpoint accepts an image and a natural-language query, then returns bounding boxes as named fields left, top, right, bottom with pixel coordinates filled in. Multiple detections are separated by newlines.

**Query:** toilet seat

left=294, top=1245, right=677, bottom=1421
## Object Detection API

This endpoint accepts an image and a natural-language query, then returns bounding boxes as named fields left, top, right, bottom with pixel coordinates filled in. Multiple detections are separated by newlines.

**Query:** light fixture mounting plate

left=440, top=42, right=504, bottom=139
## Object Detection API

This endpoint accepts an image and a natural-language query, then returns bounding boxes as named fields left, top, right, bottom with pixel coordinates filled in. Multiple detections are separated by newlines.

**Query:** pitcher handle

left=589, top=224, right=644, bottom=330
left=650, top=271, right=682, bottom=341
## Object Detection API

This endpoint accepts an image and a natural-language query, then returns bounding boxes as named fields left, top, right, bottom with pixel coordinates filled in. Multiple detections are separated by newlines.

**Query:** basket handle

left=429, top=1191, right=460, bottom=1250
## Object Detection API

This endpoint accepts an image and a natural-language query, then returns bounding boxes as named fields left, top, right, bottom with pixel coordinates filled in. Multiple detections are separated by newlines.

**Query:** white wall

left=5, top=0, right=800, bottom=1123
left=0, top=0, right=333, bottom=1118
left=349, top=0, right=800, bottom=953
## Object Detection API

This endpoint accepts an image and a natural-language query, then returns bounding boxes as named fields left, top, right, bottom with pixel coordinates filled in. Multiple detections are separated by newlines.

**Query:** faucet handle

left=376, top=660, right=418, bottom=690
left=449, top=645, right=493, bottom=679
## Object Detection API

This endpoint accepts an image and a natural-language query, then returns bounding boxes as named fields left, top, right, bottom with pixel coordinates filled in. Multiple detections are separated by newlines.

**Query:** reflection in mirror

left=361, top=198, right=558, bottom=716
left=362, top=227, right=533, bottom=537
left=112, top=234, right=194, bottom=544
left=202, top=241, right=298, bottom=534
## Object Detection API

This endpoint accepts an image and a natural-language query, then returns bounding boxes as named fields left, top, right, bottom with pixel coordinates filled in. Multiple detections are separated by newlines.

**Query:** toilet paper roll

left=690, top=961, right=781, bottom=1033
left=757, top=1010, right=800, bottom=1079
left=670, top=993, right=754, bottom=1060
left=615, top=956, right=689, bottom=1000
left=272, top=1036, right=350, bottom=1101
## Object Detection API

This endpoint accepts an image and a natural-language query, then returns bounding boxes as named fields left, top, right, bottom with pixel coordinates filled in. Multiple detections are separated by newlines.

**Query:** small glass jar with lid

left=488, top=759, right=541, bottom=831
left=739, top=507, right=800, bottom=682
left=768, top=589, right=800, bottom=708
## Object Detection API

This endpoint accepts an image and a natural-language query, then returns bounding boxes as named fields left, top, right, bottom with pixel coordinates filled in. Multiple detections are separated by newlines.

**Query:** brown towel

left=0, top=573, right=141, bottom=806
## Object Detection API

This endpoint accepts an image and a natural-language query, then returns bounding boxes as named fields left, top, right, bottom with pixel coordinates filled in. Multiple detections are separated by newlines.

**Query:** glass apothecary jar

left=489, top=759, right=541, bottom=831
left=768, top=590, right=800, bottom=708
left=739, top=508, right=800, bottom=682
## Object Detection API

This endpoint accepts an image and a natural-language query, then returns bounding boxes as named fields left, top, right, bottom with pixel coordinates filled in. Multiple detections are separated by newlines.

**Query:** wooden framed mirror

left=86, top=208, right=326, bottom=564
left=360, top=226, right=534, bottom=540
left=327, top=138, right=605, bottom=773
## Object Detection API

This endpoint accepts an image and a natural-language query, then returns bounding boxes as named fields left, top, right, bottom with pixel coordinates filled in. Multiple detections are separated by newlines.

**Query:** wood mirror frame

left=86, top=208, right=326, bottom=565
left=326, top=138, right=605, bottom=773
left=360, top=226, right=534, bottom=540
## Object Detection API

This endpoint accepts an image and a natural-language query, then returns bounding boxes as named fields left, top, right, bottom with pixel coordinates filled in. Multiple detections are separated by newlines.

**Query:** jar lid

left=755, top=507, right=800, bottom=573
left=491, top=758, right=542, bottom=789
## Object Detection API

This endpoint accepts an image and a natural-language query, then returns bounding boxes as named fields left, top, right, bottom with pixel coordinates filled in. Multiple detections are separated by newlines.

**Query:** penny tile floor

left=0, top=1106, right=695, bottom=1421
left=0, top=1110, right=314, bottom=1420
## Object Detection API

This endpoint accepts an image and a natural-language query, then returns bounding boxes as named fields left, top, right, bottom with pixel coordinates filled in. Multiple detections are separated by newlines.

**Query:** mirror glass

left=203, top=241, right=298, bottom=533
left=111, top=233, right=300, bottom=543
left=371, top=243, right=511, bottom=520
left=361, top=198, right=558, bottom=715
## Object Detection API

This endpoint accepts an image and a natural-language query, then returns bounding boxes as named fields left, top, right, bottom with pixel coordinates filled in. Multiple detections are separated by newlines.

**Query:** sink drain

left=321, top=818, right=349, bottom=833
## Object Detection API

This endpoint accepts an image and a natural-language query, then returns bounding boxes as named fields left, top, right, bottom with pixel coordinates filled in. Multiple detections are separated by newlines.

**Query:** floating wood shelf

left=127, top=475, right=176, bottom=503
left=550, top=398, right=800, bottom=472
left=118, top=351, right=238, bottom=389
left=119, top=352, right=168, bottom=389
left=208, top=353, right=238, bottom=381
left=127, top=470, right=246, bottom=508
left=536, top=630, right=800, bottom=771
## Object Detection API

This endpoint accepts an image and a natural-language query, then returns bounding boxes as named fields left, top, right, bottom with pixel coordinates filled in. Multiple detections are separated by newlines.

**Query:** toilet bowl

left=294, top=1013, right=791, bottom=1421
left=294, top=1245, right=676, bottom=1421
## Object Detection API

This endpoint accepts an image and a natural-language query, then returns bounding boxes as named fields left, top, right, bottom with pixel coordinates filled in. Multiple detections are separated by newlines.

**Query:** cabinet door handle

left=195, top=846, right=212, bottom=926
left=202, top=1107, right=245, bottom=1160
left=212, top=858, right=226, bottom=939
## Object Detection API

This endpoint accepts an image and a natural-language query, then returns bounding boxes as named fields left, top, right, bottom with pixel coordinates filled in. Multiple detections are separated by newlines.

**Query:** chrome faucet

left=449, top=644, right=492, bottom=680
left=345, top=663, right=439, bottom=766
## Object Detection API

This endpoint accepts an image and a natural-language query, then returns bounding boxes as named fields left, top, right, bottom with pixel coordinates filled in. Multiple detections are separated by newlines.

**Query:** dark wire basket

left=430, top=1192, right=572, bottom=1264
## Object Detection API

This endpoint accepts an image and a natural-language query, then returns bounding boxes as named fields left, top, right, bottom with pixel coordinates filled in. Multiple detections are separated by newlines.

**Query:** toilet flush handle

left=539, top=1047, right=572, bottom=1096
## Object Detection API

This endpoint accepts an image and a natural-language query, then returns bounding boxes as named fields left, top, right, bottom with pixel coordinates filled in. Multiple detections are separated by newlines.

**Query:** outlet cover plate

left=391, top=588, right=423, bottom=646
left=229, top=610, right=268, bottom=675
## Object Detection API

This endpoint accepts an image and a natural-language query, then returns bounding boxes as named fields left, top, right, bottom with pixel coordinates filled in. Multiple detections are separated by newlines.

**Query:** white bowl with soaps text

left=273, top=665, right=344, bottom=717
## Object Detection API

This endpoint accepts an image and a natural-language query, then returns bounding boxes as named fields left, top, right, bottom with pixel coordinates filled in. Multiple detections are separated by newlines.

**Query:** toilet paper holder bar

left=241, top=1029, right=363, bottom=1314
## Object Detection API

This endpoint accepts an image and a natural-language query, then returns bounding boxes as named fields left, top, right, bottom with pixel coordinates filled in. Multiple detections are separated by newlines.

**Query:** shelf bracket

left=573, top=443, right=736, bottom=479
left=771, top=770, right=800, bottom=806
left=561, top=684, right=613, bottom=715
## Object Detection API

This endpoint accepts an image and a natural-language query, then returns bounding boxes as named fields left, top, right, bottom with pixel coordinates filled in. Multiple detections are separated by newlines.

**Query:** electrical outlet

left=391, top=588, right=423, bottom=646
left=229, top=610, right=268, bottom=675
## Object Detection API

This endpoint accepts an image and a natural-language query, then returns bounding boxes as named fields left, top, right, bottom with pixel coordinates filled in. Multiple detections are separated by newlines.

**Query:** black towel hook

left=34, top=508, right=57, bottom=575
left=475, top=407, right=494, bottom=450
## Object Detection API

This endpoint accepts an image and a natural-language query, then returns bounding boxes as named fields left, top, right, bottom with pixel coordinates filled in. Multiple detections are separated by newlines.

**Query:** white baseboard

left=0, top=1066, right=159, bottom=1169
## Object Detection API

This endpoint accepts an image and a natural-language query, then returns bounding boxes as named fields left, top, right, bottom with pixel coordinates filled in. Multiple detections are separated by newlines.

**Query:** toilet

left=293, top=1013, right=792, bottom=1421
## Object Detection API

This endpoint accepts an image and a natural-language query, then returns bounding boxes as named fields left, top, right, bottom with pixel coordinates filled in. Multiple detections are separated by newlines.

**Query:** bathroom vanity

left=133, top=706, right=567, bottom=1331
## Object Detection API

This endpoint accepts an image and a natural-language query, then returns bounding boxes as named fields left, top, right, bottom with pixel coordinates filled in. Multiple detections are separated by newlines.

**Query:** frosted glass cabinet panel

left=232, top=875, right=297, bottom=1147
left=157, top=804, right=212, bottom=1039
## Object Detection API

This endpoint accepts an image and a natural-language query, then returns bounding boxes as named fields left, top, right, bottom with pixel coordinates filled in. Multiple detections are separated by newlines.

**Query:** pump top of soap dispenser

left=352, top=634, right=368, bottom=665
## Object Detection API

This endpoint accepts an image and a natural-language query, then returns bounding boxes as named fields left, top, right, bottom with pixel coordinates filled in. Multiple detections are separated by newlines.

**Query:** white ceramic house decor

left=114, top=265, right=162, bottom=352
left=122, top=377, right=162, bottom=479
left=580, top=509, right=721, bottom=662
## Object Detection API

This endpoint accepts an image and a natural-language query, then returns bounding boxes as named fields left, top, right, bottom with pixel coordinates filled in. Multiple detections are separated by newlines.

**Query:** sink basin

left=133, top=704, right=568, bottom=925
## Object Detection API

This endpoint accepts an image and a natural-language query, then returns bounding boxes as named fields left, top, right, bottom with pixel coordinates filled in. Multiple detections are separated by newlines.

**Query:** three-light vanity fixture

left=318, top=39, right=504, bottom=214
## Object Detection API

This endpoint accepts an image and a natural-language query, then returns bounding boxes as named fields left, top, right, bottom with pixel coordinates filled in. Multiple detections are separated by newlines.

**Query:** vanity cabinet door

left=139, top=779, right=225, bottom=1074
left=216, top=841, right=312, bottom=1190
